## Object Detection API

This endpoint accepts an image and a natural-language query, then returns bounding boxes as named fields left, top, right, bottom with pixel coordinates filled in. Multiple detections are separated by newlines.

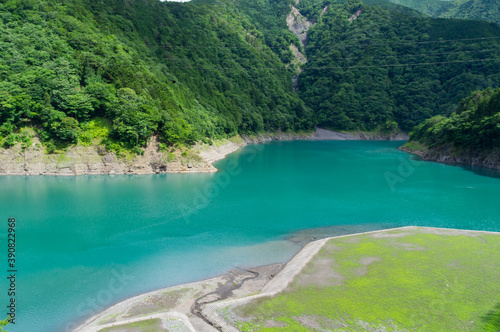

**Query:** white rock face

left=0, top=134, right=246, bottom=176
left=286, top=6, right=313, bottom=48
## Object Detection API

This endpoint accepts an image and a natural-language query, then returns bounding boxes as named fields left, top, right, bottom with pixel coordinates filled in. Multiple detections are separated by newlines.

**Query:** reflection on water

left=460, top=164, right=500, bottom=179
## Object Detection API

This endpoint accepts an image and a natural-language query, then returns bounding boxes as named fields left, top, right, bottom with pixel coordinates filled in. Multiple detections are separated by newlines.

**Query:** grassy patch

left=56, top=152, right=72, bottom=164
left=234, top=228, right=500, bottom=331
left=79, top=118, right=111, bottom=147
left=228, top=135, right=245, bottom=144
left=1, top=127, right=35, bottom=150
left=167, top=152, right=176, bottom=163
left=98, top=313, right=119, bottom=325
left=180, top=150, right=203, bottom=165
left=402, top=140, right=428, bottom=151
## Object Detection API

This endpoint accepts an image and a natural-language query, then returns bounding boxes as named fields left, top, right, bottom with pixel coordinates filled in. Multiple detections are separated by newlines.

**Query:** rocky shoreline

left=310, top=128, right=408, bottom=141
left=0, top=128, right=407, bottom=176
left=400, top=145, right=500, bottom=171
left=0, top=135, right=246, bottom=176
left=0, top=131, right=312, bottom=176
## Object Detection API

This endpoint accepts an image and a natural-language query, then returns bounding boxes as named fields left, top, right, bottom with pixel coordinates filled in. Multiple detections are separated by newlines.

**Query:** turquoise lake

left=1, top=140, right=499, bottom=332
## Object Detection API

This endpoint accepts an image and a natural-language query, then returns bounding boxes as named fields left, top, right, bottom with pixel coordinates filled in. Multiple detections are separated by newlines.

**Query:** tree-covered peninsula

left=402, top=88, right=500, bottom=169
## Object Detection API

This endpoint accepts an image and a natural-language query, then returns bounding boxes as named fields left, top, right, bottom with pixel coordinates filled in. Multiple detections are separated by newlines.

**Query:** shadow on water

left=459, top=164, right=500, bottom=179
left=408, top=153, right=500, bottom=180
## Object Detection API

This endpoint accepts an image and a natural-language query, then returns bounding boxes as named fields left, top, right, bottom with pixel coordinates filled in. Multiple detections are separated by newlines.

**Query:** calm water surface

left=0, top=141, right=499, bottom=332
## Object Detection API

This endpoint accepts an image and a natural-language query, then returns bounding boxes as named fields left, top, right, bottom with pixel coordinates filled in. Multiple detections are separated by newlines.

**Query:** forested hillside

left=297, top=0, right=500, bottom=132
left=1, top=0, right=499, bottom=156
left=401, top=88, right=500, bottom=169
left=386, top=0, right=500, bottom=25
left=0, top=0, right=313, bottom=154
left=296, top=0, right=423, bottom=22
left=405, top=88, right=500, bottom=150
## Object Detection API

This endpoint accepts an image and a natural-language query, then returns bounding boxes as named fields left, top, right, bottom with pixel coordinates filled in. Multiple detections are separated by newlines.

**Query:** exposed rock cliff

left=320, top=5, right=329, bottom=17
left=286, top=6, right=313, bottom=49
left=286, top=5, right=313, bottom=91
left=0, top=135, right=246, bottom=176
left=400, top=144, right=500, bottom=170
left=0, top=129, right=414, bottom=176
left=242, top=131, right=313, bottom=144
left=349, top=9, right=363, bottom=22
left=285, top=4, right=331, bottom=92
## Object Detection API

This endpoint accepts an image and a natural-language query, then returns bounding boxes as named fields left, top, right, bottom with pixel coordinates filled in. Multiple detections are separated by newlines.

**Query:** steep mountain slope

left=0, top=0, right=313, bottom=154
left=401, top=88, right=500, bottom=170
left=297, top=0, right=500, bottom=132
left=296, top=0, right=425, bottom=21
left=1, top=0, right=499, bottom=160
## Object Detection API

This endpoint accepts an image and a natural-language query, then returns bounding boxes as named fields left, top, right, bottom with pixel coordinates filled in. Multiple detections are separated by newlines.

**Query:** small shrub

left=159, top=143, right=169, bottom=152
left=2, top=135, right=16, bottom=148
left=45, top=141, right=57, bottom=154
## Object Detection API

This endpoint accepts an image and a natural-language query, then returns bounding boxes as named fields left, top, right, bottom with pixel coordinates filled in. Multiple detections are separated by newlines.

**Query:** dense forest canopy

left=406, top=88, right=500, bottom=150
left=386, top=0, right=500, bottom=25
left=0, top=0, right=499, bottom=154
left=296, top=0, right=424, bottom=22
left=0, top=0, right=313, bottom=153
left=297, top=0, right=500, bottom=132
